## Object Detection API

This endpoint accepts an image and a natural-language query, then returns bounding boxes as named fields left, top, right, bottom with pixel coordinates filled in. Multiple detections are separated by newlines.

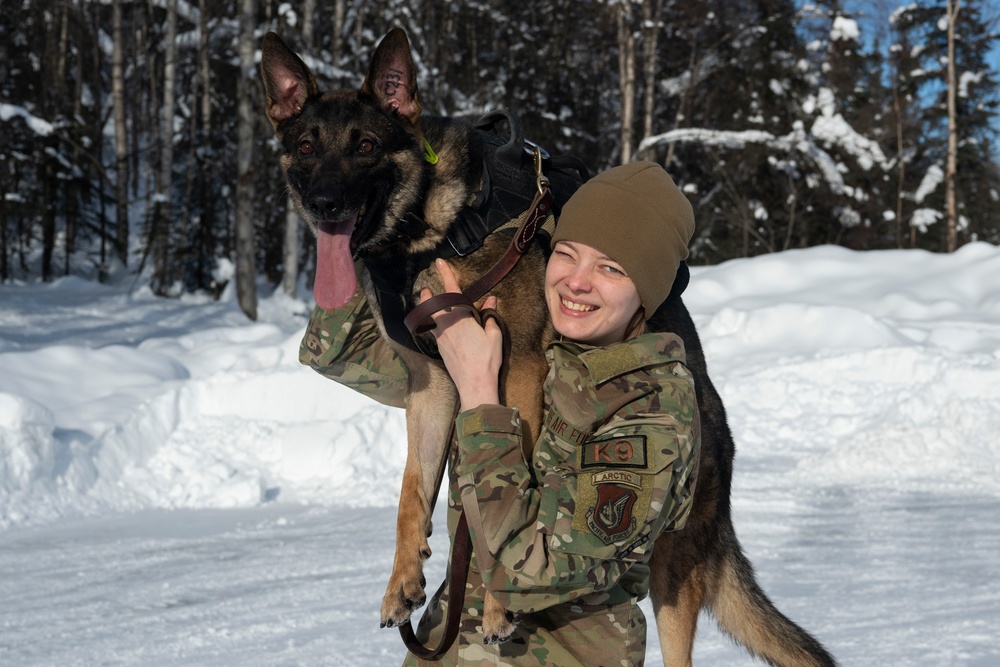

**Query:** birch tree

left=112, top=0, right=129, bottom=267
left=641, top=0, right=662, bottom=143
left=945, top=0, right=960, bottom=252
left=235, top=0, right=258, bottom=320
left=153, top=0, right=179, bottom=288
left=615, top=1, right=637, bottom=164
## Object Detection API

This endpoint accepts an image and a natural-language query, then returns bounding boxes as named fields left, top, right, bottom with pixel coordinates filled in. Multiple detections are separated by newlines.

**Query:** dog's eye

left=299, top=140, right=314, bottom=156
left=357, top=139, right=375, bottom=154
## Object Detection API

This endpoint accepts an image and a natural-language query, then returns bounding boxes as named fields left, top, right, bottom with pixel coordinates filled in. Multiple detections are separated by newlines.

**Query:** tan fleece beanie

left=551, top=161, right=695, bottom=315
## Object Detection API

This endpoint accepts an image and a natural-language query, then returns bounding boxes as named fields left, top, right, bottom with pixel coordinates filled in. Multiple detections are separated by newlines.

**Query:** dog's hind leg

left=380, top=358, right=457, bottom=628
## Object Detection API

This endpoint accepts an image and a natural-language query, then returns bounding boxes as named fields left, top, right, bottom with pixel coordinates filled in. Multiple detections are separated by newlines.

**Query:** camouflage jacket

left=301, top=296, right=701, bottom=666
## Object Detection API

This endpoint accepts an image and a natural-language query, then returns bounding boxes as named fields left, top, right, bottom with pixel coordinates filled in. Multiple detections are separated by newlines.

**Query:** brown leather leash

left=398, top=511, right=469, bottom=660
left=397, top=306, right=511, bottom=661
left=396, top=154, right=547, bottom=661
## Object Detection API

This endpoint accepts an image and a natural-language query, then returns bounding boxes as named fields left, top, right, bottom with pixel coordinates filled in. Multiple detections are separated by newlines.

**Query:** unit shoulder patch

left=585, top=483, right=638, bottom=545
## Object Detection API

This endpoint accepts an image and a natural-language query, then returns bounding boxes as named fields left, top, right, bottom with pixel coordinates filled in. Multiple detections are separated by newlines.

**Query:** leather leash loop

left=398, top=307, right=510, bottom=661
left=404, top=292, right=478, bottom=335
left=399, top=512, right=471, bottom=661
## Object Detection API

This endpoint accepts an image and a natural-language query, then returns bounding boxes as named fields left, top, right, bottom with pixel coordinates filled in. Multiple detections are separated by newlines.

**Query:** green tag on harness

left=423, top=137, right=439, bottom=164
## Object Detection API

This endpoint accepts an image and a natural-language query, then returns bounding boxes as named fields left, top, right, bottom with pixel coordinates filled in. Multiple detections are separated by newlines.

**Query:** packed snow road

left=2, top=244, right=1000, bottom=665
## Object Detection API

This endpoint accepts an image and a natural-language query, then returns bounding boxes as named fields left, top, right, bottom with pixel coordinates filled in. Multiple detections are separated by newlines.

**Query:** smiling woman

left=545, top=161, right=696, bottom=345
left=545, top=241, right=643, bottom=347
left=407, top=161, right=703, bottom=665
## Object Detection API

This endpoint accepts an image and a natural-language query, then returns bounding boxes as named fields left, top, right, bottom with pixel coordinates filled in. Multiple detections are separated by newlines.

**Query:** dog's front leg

left=380, top=356, right=456, bottom=628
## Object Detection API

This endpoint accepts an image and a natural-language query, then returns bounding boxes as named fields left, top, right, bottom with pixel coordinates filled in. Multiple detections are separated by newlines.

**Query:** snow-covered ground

left=1, top=244, right=999, bottom=666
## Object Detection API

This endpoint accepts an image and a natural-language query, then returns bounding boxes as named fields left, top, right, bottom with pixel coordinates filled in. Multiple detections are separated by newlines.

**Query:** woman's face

left=545, top=240, right=642, bottom=347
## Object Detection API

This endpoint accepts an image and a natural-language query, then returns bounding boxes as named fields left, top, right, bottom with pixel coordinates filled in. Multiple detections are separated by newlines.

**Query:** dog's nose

left=304, top=188, right=343, bottom=218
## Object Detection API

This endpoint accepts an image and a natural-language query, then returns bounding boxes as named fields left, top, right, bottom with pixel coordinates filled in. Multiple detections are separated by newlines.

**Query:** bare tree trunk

left=616, top=2, right=637, bottom=164
left=181, top=0, right=206, bottom=264
left=333, top=0, right=346, bottom=64
left=160, top=0, right=178, bottom=206
left=282, top=206, right=300, bottom=297
left=641, top=0, right=661, bottom=142
left=197, top=0, right=214, bottom=291
left=892, top=85, right=906, bottom=249
left=665, top=45, right=698, bottom=167
left=235, top=0, right=258, bottom=320
left=85, top=1, right=109, bottom=281
left=140, top=49, right=160, bottom=288
left=199, top=0, right=211, bottom=132
left=302, top=0, right=315, bottom=48
left=945, top=0, right=960, bottom=252
left=55, top=0, right=70, bottom=95
left=276, top=0, right=305, bottom=291
left=154, top=0, right=179, bottom=288
left=112, top=0, right=129, bottom=266
left=1, top=207, right=7, bottom=282
left=66, top=0, right=82, bottom=275
left=41, top=160, right=56, bottom=281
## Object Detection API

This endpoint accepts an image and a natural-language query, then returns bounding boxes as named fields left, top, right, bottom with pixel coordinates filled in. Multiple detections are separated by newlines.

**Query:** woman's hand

left=420, top=258, right=504, bottom=412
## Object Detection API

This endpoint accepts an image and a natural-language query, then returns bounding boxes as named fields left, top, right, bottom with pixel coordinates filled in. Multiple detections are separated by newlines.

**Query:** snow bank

left=2, top=244, right=999, bottom=529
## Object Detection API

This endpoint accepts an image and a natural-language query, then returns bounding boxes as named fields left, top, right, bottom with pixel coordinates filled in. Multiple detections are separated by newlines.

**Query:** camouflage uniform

left=301, top=293, right=701, bottom=667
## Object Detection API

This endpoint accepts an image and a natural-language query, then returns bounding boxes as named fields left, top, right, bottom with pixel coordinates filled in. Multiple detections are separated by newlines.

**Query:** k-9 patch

left=581, top=435, right=647, bottom=469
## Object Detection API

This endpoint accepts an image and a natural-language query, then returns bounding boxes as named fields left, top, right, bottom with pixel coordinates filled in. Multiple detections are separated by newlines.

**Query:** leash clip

left=529, top=142, right=550, bottom=196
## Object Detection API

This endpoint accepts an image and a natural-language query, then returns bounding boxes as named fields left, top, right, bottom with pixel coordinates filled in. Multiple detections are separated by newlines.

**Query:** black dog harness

left=365, top=110, right=588, bottom=357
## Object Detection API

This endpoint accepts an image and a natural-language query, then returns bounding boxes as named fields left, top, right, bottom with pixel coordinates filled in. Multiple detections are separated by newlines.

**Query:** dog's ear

left=260, top=32, right=319, bottom=128
left=360, top=28, right=422, bottom=128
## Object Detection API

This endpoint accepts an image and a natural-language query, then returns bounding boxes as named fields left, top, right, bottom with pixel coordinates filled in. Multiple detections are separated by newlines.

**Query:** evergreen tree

left=2, top=0, right=999, bottom=296
left=891, top=0, right=1000, bottom=249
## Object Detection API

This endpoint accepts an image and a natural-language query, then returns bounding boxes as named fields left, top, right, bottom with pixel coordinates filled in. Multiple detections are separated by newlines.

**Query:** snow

left=911, top=207, right=944, bottom=232
left=0, top=103, right=55, bottom=137
left=807, top=88, right=889, bottom=172
left=2, top=244, right=1000, bottom=665
left=959, top=70, right=985, bottom=98
left=830, top=16, right=860, bottom=43
left=915, top=164, right=945, bottom=203
left=638, top=124, right=848, bottom=196
left=811, top=114, right=888, bottom=171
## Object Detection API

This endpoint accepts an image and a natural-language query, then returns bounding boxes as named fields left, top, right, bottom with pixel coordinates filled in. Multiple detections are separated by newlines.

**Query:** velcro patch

left=581, top=345, right=643, bottom=384
left=581, top=435, right=647, bottom=469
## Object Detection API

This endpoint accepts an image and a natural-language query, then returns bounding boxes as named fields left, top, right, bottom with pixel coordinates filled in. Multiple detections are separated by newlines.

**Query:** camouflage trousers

left=402, top=567, right=647, bottom=667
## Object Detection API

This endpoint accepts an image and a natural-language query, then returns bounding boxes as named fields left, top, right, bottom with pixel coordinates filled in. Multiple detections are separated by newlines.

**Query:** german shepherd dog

left=261, top=28, right=835, bottom=667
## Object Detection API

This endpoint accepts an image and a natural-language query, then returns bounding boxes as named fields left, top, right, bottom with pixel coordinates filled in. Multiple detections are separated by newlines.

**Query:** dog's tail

left=705, top=533, right=837, bottom=667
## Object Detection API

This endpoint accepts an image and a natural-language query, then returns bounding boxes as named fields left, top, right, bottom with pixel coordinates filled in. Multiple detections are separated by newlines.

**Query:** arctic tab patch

left=592, top=469, right=642, bottom=488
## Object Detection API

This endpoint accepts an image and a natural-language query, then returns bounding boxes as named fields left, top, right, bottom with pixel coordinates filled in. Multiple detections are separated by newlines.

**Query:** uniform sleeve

left=299, top=288, right=410, bottom=409
left=454, top=404, right=631, bottom=614
left=454, top=339, right=700, bottom=614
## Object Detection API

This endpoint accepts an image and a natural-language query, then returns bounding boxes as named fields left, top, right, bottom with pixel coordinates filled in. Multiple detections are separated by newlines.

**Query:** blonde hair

left=623, top=307, right=647, bottom=341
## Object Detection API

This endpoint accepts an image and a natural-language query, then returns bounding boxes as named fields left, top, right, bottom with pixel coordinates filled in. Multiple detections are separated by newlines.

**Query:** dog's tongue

left=314, top=217, right=358, bottom=310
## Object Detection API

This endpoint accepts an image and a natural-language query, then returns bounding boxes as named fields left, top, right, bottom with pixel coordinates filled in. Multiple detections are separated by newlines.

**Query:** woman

left=301, top=161, right=700, bottom=665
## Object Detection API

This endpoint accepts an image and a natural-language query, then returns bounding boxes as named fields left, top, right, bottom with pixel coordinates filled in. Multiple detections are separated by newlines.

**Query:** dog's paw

left=481, top=608, right=518, bottom=645
left=379, top=568, right=427, bottom=628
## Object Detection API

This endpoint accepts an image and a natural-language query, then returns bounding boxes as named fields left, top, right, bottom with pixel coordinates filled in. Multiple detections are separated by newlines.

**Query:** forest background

left=1, top=0, right=998, bottom=320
